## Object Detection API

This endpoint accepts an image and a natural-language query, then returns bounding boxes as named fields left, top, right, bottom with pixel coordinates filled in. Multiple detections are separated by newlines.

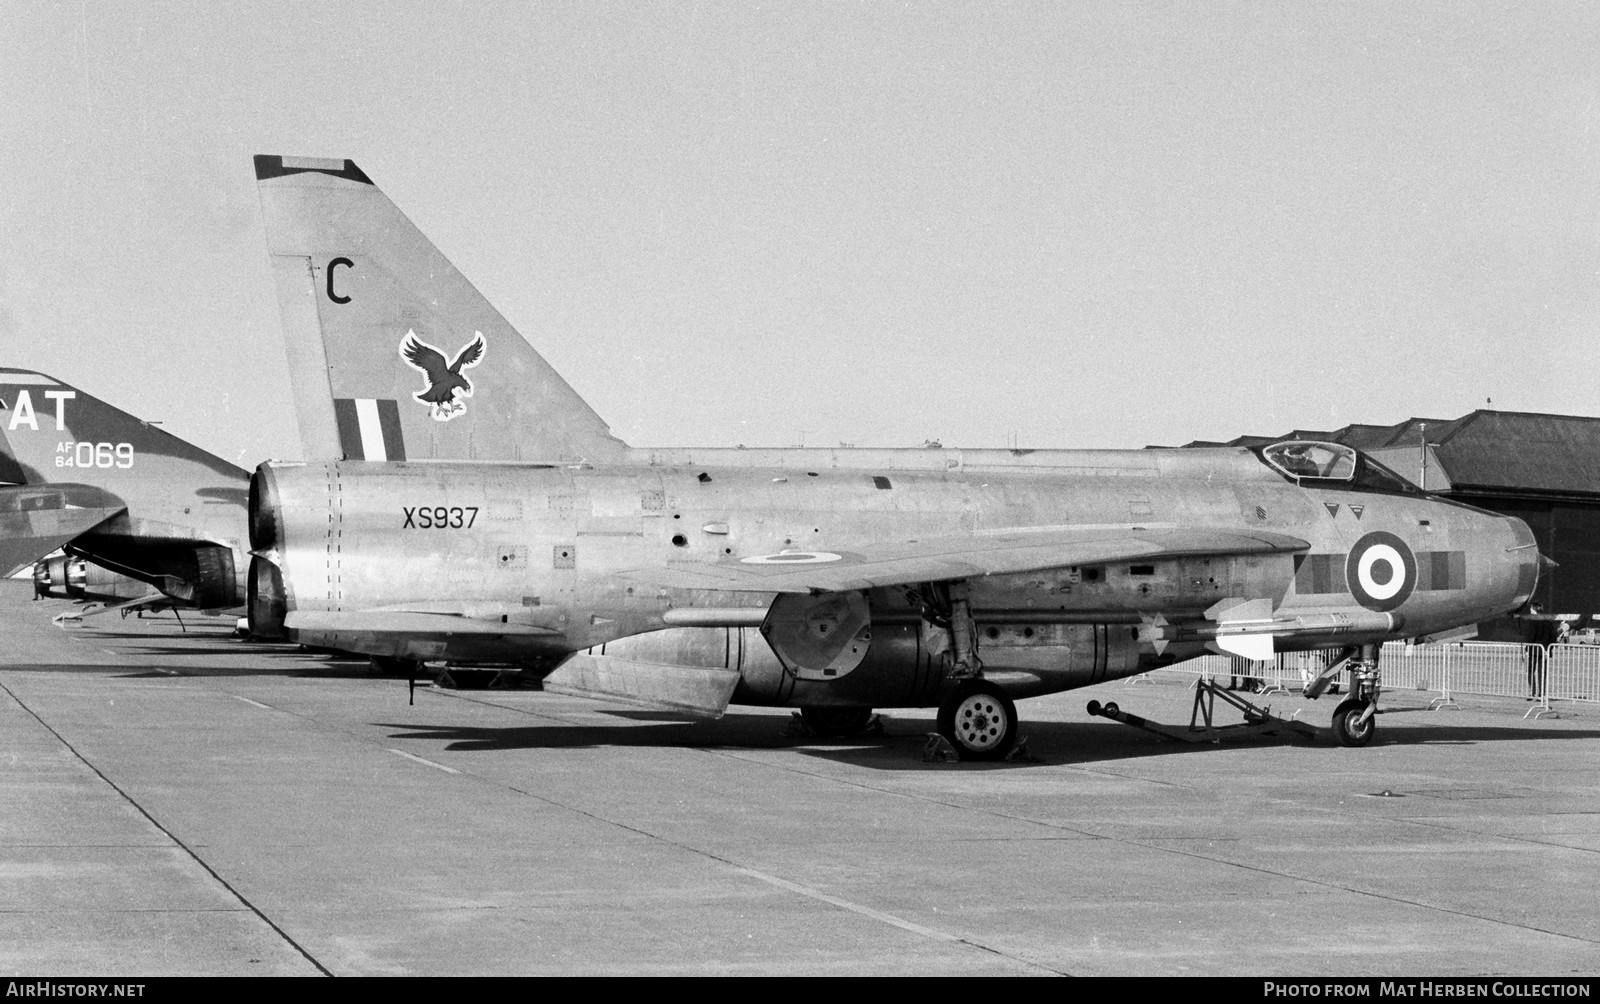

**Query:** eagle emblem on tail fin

left=399, top=330, right=486, bottom=421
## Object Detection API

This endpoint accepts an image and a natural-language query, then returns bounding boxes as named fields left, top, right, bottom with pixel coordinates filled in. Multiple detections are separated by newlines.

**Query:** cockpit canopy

left=1262, top=441, right=1355, bottom=480
left=1258, top=440, right=1419, bottom=494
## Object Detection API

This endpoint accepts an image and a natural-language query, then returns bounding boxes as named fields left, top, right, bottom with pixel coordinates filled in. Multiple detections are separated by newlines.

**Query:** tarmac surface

left=1, top=579, right=1596, bottom=977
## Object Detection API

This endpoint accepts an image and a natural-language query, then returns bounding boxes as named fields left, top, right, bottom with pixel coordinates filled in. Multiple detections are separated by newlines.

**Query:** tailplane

left=254, top=155, right=627, bottom=464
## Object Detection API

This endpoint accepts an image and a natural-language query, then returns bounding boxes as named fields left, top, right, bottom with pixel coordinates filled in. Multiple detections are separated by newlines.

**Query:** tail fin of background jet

left=0, top=369, right=243, bottom=495
left=0, top=368, right=246, bottom=495
left=0, top=369, right=248, bottom=606
left=254, top=155, right=628, bottom=464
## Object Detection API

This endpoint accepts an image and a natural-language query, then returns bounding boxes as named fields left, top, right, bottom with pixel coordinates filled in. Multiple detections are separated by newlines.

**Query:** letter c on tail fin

left=327, top=257, right=353, bottom=304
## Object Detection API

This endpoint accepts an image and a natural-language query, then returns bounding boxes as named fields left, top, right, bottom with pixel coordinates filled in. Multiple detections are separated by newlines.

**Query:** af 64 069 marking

left=54, top=442, right=134, bottom=469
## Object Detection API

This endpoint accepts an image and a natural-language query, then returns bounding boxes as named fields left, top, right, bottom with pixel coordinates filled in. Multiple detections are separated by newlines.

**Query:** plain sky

left=2, top=2, right=1597, bottom=468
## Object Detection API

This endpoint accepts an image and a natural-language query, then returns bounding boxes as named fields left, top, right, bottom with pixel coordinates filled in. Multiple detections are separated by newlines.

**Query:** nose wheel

left=1331, top=647, right=1380, bottom=747
left=1331, top=699, right=1376, bottom=747
left=936, top=681, right=1018, bottom=760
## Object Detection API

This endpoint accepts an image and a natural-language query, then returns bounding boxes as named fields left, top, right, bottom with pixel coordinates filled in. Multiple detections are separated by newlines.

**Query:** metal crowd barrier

left=1155, top=650, right=1337, bottom=697
left=1545, top=644, right=1600, bottom=704
left=1148, top=641, right=1600, bottom=720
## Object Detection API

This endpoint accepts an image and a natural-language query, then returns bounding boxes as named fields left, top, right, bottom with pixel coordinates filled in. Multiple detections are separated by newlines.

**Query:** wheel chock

left=922, top=733, right=961, bottom=762
left=781, top=712, right=817, bottom=738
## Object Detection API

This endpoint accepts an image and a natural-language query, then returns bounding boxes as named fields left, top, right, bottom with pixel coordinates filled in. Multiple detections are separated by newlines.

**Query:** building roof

left=1175, top=410, right=1600, bottom=498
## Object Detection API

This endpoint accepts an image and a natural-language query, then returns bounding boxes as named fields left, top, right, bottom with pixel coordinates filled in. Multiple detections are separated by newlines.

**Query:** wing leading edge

left=616, top=525, right=1311, bottom=594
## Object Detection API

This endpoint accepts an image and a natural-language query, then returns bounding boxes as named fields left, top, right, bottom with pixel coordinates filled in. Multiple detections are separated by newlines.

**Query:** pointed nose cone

left=1513, top=551, right=1559, bottom=615
left=1504, top=516, right=1543, bottom=612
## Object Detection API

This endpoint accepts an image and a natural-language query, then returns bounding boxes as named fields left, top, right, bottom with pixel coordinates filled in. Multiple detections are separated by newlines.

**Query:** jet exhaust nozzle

left=247, top=555, right=289, bottom=640
left=32, top=555, right=81, bottom=599
left=32, top=558, right=54, bottom=598
left=248, top=465, right=280, bottom=554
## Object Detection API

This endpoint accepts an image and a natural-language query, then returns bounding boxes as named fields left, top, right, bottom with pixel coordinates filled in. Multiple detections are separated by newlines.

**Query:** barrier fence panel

left=1153, top=652, right=1327, bottom=693
left=1451, top=642, right=1543, bottom=701
left=1380, top=642, right=1466, bottom=708
left=1273, top=650, right=1327, bottom=694
left=1545, top=644, right=1600, bottom=704
left=1144, top=641, right=1598, bottom=715
left=1146, top=654, right=1225, bottom=683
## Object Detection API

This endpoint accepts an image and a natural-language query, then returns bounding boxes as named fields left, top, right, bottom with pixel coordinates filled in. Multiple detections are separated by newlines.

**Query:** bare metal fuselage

left=250, top=445, right=1537, bottom=711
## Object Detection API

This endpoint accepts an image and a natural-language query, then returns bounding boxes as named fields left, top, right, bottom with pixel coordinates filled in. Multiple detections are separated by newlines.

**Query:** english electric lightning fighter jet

left=0, top=370, right=250, bottom=617
left=247, top=155, right=1544, bottom=757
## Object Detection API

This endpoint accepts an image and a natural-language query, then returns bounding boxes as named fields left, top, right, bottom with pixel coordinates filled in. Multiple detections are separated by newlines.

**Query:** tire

left=936, top=682, right=1018, bottom=761
left=800, top=707, right=874, bottom=737
left=1332, top=698, right=1376, bottom=747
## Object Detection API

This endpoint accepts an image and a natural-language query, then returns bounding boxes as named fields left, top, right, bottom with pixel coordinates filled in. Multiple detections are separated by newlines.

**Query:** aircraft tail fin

left=254, top=155, right=628, bottom=464
left=0, top=369, right=246, bottom=489
left=0, top=370, right=248, bottom=608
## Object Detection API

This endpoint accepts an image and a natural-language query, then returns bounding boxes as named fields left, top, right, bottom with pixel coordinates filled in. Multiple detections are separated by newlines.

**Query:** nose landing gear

left=1329, top=644, right=1382, bottom=747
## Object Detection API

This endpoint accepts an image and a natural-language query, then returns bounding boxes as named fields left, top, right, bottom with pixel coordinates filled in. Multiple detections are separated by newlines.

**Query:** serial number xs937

left=402, top=506, right=479, bottom=529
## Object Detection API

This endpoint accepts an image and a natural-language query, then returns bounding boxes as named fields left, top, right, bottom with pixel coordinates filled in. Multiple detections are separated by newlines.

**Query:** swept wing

left=614, top=524, right=1311, bottom=594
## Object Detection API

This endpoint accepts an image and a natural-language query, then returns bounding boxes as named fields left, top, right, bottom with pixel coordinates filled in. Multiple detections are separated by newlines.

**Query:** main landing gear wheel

left=800, top=707, right=875, bottom=737
left=1332, top=699, right=1376, bottom=747
left=937, top=682, right=1018, bottom=761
